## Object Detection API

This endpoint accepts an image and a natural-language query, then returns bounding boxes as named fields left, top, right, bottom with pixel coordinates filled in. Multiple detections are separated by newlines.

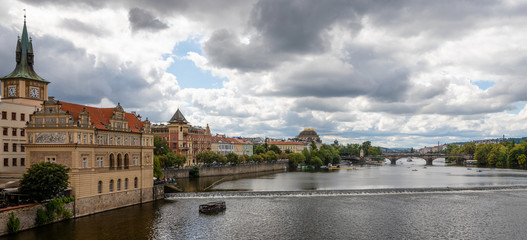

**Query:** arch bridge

left=364, top=153, right=473, bottom=166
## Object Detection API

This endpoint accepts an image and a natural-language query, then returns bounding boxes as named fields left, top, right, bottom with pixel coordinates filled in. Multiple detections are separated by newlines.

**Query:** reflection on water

left=209, top=161, right=527, bottom=192
left=5, top=161, right=527, bottom=240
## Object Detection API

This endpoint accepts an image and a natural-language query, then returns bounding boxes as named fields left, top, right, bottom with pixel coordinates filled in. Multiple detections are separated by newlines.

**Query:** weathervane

left=23, top=9, right=26, bottom=22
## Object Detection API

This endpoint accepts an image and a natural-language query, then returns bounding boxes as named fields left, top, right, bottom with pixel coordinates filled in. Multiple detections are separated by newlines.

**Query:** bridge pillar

left=423, top=157, right=435, bottom=166
left=388, top=157, right=398, bottom=165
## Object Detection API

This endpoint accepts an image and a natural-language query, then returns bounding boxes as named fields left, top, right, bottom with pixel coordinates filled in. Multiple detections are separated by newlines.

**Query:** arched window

left=117, top=153, right=122, bottom=169
left=134, top=177, right=138, bottom=188
left=125, top=178, right=129, bottom=190
left=117, top=179, right=121, bottom=191
left=109, top=179, right=114, bottom=192
left=98, top=181, right=102, bottom=194
left=124, top=154, right=129, bottom=169
left=109, top=153, right=115, bottom=169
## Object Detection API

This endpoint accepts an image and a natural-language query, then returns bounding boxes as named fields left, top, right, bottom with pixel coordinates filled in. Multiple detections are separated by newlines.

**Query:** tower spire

left=1, top=12, right=47, bottom=82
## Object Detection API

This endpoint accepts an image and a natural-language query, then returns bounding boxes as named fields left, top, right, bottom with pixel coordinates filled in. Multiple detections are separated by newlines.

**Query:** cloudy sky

left=1, top=0, right=527, bottom=148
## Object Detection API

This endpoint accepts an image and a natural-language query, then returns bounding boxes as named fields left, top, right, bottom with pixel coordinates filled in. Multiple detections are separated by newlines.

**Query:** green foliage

left=254, top=145, right=266, bottom=155
left=7, top=213, right=20, bottom=234
left=310, top=141, right=318, bottom=151
left=518, top=154, right=527, bottom=169
left=288, top=153, right=306, bottom=169
left=269, top=144, right=282, bottom=154
left=197, top=151, right=225, bottom=165
left=368, top=146, right=383, bottom=156
left=35, top=197, right=74, bottom=226
left=462, top=142, right=476, bottom=155
left=154, top=136, right=170, bottom=156
left=189, top=166, right=199, bottom=178
left=19, top=162, right=70, bottom=202
left=361, top=141, right=372, bottom=155
left=153, top=156, right=163, bottom=179
left=35, top=208, right=49, bottom=226
left=263, top=151, right=278, bottom=161
left=226, top=152, right=240, bottom=165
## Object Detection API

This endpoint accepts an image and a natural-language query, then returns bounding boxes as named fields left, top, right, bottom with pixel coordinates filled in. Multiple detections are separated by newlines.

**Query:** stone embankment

left=0, top=202, right=74, bottom=236
left=163, top=161, right=288, bottom=179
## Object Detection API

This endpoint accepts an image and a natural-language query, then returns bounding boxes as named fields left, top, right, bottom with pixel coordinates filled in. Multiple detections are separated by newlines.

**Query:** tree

left=226, top=152, right=240, bottom=165
left=174, top=153, right=186, bottom=167
left=310, top=141, right=318, bottom=151
left=19, top=162, right=70, bottom=202
left=288, top=153, right=306, bottom=169
left=264, top=151, right=278, bottom=161
left=153, top=156, right=163, bottom=179
left=462, top=142, right=476, bottom=155
left=368, top=146, right=383, bottom=156
left=154, top=136, right=170, bottom=156
left=518, top=154, right=527, bottom=169
left=361, top=141, right=372, bottom=156
left=254, top=145, right=266, bottom=155
left=269, top=144, right=282, bottom=154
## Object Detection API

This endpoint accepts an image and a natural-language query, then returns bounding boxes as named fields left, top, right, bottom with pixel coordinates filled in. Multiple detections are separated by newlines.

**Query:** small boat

left=412, top=169, right=418, bottom=171
left=199, top=201, right=226, bottom=214
left=467, top=168, right=472, bottom=170
left=476, top=170, right=483, bottom=172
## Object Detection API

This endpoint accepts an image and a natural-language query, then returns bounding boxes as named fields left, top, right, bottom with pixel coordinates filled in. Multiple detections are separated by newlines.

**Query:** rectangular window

left=3, top=143, right=7, bottom=152
left=12, top=143, right=16, bottom=152
left=20, top=158, right=25, bottom=166
left=21, top=113, right=25, bottom=121
left=83, top=135, right=86, bottom=144
left=82, top=157, right=87, bottom=168
left=12, top=158, right=17, bottom=166
left=3, top=158, right=8, bottom=166
left=11, top=112, right=16, bottom=120
left=12, top=128, right=16, bottom=136
left=1, top=111, right=6, bottom=119
left=21, top=145, right=25, bottom=152
left=2, top=128, right=7, bottom=136
left=20, top=129, right=25, bottom=137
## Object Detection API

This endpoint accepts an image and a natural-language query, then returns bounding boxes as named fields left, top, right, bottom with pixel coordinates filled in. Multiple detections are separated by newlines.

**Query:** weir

left=165, top=185, right=527, bottom=199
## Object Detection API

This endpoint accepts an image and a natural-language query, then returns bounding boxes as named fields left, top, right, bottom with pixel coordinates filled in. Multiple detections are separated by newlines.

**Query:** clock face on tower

left=8, top=86, right=16, bottom=97
left=30, top=88, right=40, bottom=98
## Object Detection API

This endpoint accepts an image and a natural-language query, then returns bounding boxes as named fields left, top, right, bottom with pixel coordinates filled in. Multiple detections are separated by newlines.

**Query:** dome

left=297, top=128, right=321, bottom=143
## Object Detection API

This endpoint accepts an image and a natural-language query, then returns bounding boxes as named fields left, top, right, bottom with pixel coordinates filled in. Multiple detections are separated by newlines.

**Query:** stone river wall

left=0, top=202, right=74, bottom=236
left=163, top=162, right=288, bottom=179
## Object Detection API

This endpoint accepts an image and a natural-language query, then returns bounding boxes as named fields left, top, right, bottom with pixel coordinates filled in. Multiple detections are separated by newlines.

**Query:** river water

left=5, top=159, right=527, bottom=240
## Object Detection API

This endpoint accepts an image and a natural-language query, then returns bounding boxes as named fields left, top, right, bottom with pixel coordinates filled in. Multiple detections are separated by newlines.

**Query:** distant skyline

left=1, top=0, right=527, bottom=148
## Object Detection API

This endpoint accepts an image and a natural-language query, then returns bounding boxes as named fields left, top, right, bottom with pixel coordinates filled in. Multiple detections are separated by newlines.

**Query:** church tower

left=1, top=14, right=49, bottom=107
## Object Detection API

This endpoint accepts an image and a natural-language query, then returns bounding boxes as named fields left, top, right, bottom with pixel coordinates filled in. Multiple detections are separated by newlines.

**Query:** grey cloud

left=293, top=98, right=348, bottom=113
left=128, top=8, right=168, bottom=32
left=60, top=18, right=109, bottom=37
left=203, top=29, right=280, bottom=71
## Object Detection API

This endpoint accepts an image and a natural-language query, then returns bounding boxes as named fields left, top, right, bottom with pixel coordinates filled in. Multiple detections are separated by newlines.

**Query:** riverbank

left=162, top=161, right=288, bottom=179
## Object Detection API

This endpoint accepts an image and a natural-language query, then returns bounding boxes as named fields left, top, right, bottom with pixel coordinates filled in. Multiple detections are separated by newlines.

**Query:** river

left=4, top=159, right=527, bottom=240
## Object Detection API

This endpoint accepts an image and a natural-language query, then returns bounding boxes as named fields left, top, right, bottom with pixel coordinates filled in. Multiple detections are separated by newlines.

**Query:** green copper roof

left=2, top=17, right=48, bottom=82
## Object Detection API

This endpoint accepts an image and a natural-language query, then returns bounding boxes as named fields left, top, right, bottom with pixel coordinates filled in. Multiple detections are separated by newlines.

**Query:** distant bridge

left=342, top=153, right=473, bottom=166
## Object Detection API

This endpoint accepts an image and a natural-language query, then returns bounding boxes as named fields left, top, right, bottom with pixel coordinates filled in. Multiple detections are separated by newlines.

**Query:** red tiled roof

left=59, top=101, right=144, bottom=133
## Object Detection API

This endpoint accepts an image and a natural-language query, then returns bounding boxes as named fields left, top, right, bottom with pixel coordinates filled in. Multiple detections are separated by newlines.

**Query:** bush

left=7, top=212, right=20, bottom=234
left=35, top=208, right=49, bottom=226
left=189, top=166, right=199, bottom=178
left=35, top=197, right=74, bottom=226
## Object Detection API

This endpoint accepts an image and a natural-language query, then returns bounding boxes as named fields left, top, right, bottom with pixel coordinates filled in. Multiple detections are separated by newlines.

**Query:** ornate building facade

left=152, top=109, right=211, bottom=166
left=25, top=98, right=155, bottom=216
left=0, top=17, right=46, bottom=174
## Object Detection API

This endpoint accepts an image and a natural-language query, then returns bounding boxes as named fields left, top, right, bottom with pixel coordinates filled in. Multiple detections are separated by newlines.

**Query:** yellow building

left=268, top=141, right=308, bottom=154
left=1, top=17, right=46, bottom=175
left=25, top=98, right=155, bottom=216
